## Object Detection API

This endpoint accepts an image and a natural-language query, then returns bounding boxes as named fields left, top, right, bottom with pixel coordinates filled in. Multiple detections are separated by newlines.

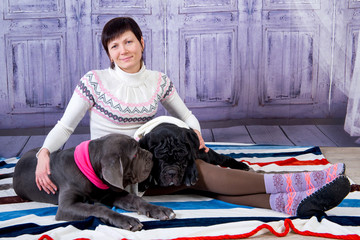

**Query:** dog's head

left=89, top=134, right=153, bottom=190
left=139, top=123, right=199, bottom=187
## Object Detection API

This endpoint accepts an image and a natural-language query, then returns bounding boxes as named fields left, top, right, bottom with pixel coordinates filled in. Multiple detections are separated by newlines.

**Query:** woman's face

left=107, top=30, right=144, bottom=73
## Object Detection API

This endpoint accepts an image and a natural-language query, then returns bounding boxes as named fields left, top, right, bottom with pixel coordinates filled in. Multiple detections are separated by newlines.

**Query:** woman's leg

left=192, top=159, right=266, bottom=195
left=190, top=159, right=350, bottom=216
left=214, top=194, right=271, bottom=209
left=192, top=159, right=346, bottom=195
left=204, top=176, right=350, bottom=216
left=145, top=159, right=350, bottom=216
left=145, top=159, right=266, bottom=196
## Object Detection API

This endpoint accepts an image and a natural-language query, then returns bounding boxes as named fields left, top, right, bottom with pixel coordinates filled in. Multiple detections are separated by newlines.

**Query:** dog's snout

left=160, top=166, right=182, bottom=186
left=167, top=169, right=177, bottom=178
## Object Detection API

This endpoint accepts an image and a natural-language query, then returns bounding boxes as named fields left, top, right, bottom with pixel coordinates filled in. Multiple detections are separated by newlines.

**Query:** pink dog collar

left=74, top=140, right=109, bottom=190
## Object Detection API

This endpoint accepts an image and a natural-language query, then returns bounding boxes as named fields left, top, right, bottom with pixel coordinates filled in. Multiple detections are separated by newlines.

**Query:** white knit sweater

left=41, top=63, right=201, bottom=154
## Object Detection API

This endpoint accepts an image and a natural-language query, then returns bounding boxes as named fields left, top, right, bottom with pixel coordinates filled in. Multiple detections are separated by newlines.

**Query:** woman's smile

left=121, top=56, right=133, bottom=62
left=108, top=30, right=144, bottom=73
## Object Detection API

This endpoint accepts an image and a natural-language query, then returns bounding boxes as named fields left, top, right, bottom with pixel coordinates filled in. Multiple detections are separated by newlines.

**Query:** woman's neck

left=113, top=62, right=146, bottom=86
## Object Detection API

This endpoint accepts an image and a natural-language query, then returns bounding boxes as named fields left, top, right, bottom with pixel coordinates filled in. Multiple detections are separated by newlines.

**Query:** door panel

left=6, top=33, right=65, bottom=114
left=167, top=0, right=239, bottom=121
left=262, top=26, right=318, bottom=105
left=4, top=0, right=64, bottom=19
left=179, top=27, right=237, bottom=107
left=0, top=0, right=68, bottom=128
left=252, top=0, right=331, bottom=118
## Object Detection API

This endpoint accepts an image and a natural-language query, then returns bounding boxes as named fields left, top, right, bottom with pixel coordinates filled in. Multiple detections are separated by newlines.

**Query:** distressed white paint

left=0, top=0, right=359, bottom=129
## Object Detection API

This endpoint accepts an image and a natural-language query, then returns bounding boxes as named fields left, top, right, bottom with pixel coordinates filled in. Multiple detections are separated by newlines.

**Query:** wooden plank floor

left=1, top=123, right=359, bottom=157
left=202, top=124, right=360, bottom=146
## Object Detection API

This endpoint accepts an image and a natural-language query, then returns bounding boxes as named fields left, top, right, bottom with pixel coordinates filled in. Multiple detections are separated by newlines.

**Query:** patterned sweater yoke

left=75, top=64, right=175, bottom=126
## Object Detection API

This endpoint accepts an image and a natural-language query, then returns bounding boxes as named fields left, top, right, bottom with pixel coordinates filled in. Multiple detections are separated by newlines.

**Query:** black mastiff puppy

left=138, top=123, right=250, bottom=190
left=13, top=133, right=175, bottom=231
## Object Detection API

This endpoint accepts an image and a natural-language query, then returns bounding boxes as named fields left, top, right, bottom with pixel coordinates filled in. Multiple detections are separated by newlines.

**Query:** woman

left=36, top=17, right=350, bottom=217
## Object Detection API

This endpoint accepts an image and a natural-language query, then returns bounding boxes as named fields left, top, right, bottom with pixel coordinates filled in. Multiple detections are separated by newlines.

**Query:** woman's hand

left=36, top=148, right=57, bottom=194
left=193, top=129, right=209, bottom=153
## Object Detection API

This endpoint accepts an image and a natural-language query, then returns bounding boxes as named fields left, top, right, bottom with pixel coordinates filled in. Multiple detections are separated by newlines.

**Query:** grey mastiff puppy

left=13, top=133, right=175, bottom=231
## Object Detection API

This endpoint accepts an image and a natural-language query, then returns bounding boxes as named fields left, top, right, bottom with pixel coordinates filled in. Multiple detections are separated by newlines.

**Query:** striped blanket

left=1, top=143, right=359, bottom=240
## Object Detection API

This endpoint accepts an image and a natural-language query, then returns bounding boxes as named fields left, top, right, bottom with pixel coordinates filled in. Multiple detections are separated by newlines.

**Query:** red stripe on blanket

left=285, top=218, right=360, bottom=240
left=241, top=158, right=330, bottom=167
left=39, top=235, right=90, bottom=240
left=161, top=218, right=360, bottom=240
left=39, top=235, right=54, bottom=240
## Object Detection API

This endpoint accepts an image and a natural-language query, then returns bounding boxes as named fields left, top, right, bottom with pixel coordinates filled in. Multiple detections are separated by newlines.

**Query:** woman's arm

left=36, top=91, right=91, bottom=194
left=39, top=93, right=90, bottom=153
left=161, top=90, right=209, bottom=152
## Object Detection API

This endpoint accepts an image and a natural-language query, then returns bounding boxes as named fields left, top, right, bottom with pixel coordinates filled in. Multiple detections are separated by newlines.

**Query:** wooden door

left=249, top=0, right=349, bottom=119
left=0, top=0, right=69, bottom=128
left=166, top=0, right=243, bottom=121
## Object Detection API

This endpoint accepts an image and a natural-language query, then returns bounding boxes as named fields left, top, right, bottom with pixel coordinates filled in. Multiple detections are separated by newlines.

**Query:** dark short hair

left=101, top=17, right=143, bottom=69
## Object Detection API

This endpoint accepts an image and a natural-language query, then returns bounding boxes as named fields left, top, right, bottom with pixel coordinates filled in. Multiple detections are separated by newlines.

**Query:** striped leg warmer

left=264, top=163, right=345, bottom=194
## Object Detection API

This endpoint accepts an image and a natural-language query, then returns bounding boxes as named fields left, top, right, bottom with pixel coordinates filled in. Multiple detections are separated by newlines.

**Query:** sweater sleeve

left=39, top=74, right=94, bottom=154
left=160, top=75, right=201, bottom=132
left=40, top=93, right=91, bottom=154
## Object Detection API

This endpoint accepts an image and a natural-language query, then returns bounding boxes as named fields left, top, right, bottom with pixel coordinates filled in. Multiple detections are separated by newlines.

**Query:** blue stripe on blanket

left=150, top=198, right=358, bottom=210
left=113, top=199, right=253, bottom=213
left=142, top=216, right=293, bottom=230
left=0, top=200, right=252, bottom=222
left=0, top=207, right=58, bottom=221
left=0, top=163, right=16, bottom=169
left=325, top=216, right=360, bottom=226
left=152, top=199, right=253, bottom=210
left=0, top=216, right=102, bottom=238
left=338, top=199, right=360, bottom=208
left=208, top=144, right=316, bottom=150
left=0, top=159, right=8, bottom=168
left=0, top=158, right=17, bottom=168
left=2, top=198, right=356, bottom=223
left=226, top=147, right=323, bottom=159
left=142, top=216, right=360, bottom=230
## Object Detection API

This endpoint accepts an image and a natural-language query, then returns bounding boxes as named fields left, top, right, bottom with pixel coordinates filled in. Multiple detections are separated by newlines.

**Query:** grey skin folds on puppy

left=13, top=134, right=175, bottom=231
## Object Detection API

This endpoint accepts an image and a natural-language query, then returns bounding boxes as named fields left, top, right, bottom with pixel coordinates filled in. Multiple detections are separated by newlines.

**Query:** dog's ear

left=101, top=155, right=124, bottom=189
left=139, top=133, right=151, bottom=150
left=139, top=132, right=161, bottom=154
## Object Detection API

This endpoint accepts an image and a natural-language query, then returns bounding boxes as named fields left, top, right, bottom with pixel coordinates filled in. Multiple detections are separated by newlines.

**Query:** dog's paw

left=184, top=164, right=199, bottom=186
left=222, top=157, right=250, bottom=171
left=184, top=174, right=198, bottom=186
left=138, top=204, right=176, bottom=220
left=111, top=214, right=143, bottom=231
